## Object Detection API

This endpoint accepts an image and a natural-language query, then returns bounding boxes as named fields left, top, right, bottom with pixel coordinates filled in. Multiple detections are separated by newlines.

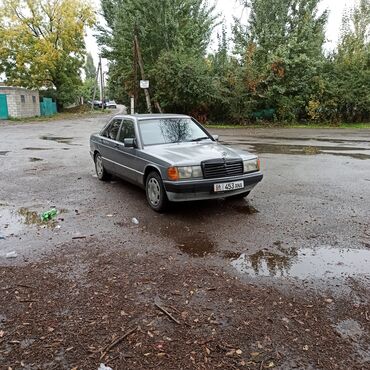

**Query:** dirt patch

left=1, top=239, right=369, bottom=370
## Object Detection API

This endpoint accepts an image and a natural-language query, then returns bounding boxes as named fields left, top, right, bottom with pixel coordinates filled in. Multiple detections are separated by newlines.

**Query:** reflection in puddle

left=223, top=142, right=370, bottom=160
left=0, top=151, right=9, bottom=156
left=40, top=136, right=74, bottom=145
left=231, top=247, right=370, bottom=279
left=29, top=157, right=43, bottom=162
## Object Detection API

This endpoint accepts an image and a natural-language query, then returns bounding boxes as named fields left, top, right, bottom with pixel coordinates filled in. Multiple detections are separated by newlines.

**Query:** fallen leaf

left=236, top=349, right=242, bottom=355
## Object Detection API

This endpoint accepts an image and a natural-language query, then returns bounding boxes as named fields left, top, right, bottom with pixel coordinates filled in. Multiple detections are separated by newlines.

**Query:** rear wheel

left=95, top=153, right=111, bottom=181
left=145, top=171, right=168, bottom=212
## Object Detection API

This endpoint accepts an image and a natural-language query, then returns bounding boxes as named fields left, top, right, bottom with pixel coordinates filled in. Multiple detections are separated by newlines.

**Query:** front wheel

left=145, top=171, right=168, bottom=212
left=95, top=153, right=111, bottom=181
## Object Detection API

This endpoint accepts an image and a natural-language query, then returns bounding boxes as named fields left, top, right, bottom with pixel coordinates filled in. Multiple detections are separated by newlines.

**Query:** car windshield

left=138, top=118, right=211, bottom=146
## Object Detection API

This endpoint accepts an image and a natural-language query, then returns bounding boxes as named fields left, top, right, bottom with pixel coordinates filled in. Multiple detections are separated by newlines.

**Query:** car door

left=114, top=119, right=141, bottom=183
left=98, top=118, right=122, bottom=173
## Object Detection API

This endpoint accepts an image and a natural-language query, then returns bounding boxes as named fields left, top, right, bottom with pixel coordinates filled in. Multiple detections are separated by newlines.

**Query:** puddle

left=176, top=234, right=215, bottom=257
left=240, top=136, right=370, bottom=145
left=223, top=142, right=370, bottom=160
left=231, top=247, right=370, bottom=279
left=0, top=151, right=9, bottom=156
left=40, top=136, right=74, bottom=145
left=233, top=203, right=259, bottom=215
left=159, top=225, right=215, bottom=257
left=336, top=319, right=364, bottom=341
left=23, top=147, right=52, bottom=151
left=29, top=157, right=43, bottom=162
left=0, top=207, right=57, bottom=237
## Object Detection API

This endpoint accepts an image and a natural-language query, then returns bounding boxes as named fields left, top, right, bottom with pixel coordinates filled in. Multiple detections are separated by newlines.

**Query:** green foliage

left=331, top=0, right=370, bottom=122
left=80, top=78, right=96, bottom=102
left=84, top=53, right=97, bottom=80
left=152, top=51, right=213, bottom=115
left=231, top=0, right=328, bottom=123
left=0, top=0, right=95, bottom=108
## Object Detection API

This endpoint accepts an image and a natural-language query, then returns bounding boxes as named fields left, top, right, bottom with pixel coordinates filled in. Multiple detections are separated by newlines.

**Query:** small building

left=0, top=86, right=40, bottom=119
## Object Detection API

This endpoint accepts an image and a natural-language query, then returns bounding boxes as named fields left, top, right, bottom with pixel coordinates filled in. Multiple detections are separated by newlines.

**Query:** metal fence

left=40, top=97, right=57, bottom=116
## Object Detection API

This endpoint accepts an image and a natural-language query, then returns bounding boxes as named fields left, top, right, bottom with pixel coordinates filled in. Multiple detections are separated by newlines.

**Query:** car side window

left=118, top=120, right=136, bottom=143
left=102, top=119, right=122, bottom=140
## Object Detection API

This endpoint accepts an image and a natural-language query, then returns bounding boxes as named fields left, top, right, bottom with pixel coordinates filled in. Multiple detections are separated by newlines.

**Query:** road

left=0, top=113, right=369, bottom=369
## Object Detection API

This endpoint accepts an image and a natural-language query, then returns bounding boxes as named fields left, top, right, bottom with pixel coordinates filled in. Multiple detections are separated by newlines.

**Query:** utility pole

left=133, top=36, right=138, bottom=112
left=91, top=60, right=100, bottom=111
left=99, top=56, right=105, bottom=111
left=134, top=34, right=152, bottom=113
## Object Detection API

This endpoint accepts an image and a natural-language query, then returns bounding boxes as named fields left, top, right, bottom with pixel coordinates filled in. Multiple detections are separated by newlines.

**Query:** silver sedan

left=90, top=114, right=263, bottom=211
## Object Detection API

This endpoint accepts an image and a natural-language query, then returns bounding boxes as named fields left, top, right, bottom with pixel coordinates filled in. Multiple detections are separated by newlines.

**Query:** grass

left=205, top=122, right=370, bottom=129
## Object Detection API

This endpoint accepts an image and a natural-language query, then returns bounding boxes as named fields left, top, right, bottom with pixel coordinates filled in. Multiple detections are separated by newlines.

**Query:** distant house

left=0, top=85, right=40, bottom=119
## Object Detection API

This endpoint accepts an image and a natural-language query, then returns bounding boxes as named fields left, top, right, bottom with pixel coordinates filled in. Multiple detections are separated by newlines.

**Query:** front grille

left=202, top=159, right=243, bottom=179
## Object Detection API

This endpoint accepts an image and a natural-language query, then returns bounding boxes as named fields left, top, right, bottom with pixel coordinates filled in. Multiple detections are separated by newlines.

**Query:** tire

left=229, top=191, right=250, bottom=200
left=145, top=171, right=169, bottom=212
left=94, top=153, right=111, bottom=181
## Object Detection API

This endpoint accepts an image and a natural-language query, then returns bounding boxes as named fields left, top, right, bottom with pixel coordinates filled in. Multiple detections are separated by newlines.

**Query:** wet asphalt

left=0, top=113, right=370, bottom=293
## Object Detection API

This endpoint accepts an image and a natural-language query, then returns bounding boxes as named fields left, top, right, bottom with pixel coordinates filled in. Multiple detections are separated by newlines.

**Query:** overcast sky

left=86, top=0, right=355, bottom=68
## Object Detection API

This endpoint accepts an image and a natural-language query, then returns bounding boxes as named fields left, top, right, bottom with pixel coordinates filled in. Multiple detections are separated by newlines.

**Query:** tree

left=97, top=0, right=215, bottom=113
left=233, top=0, right=328, bottom=122
left=0, top=0, right=95, bottom=108
left=332, top=0, right=370, bottom=122
left=84, top=53, right=96, bottom=80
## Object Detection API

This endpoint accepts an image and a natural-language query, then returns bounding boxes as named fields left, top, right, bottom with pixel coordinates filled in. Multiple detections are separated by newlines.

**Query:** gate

left=40, top=97, right=57, bottom=116
left=0, top=94, right=8, bottom=119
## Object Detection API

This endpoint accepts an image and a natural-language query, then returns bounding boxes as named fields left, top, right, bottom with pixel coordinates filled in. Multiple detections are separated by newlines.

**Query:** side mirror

left=212, top=135, right=219, bottom=142
left=124, top=138, right=136, bottom=148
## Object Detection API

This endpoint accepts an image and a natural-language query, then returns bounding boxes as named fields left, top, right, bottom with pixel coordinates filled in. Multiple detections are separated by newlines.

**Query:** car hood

left=143, top=141, right=256, bottom=166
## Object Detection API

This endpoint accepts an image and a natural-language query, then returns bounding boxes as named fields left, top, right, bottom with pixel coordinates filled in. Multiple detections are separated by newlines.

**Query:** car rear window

left=138, top=118, right=209, bottom=146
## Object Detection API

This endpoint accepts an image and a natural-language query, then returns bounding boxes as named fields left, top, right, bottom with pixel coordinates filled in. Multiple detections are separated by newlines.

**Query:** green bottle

left=40, top=208, right=57, bottom=221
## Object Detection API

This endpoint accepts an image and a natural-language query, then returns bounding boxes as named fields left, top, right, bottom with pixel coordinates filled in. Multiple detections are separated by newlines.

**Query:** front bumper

left=164, top=171, right=263, bottom=202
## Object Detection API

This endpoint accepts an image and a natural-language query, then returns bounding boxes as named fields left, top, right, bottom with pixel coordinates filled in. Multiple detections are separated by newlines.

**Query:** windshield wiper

left=191, top=136, right=210, bottom=142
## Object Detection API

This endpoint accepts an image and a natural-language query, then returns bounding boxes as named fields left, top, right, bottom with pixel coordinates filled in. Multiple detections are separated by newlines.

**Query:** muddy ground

left=0, top=112, right=369, bottom=369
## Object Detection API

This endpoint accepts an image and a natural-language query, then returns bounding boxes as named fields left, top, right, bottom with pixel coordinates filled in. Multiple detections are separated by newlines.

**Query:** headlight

left=178, top=166, right=203, bottom=179
left=243, top=158, right=259, bottom=173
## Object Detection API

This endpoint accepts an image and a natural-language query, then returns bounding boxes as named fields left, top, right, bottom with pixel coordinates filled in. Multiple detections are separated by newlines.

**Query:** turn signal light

left=167, top=166, right=179, bottom=181
left=257, top=158, right=261, bottom=171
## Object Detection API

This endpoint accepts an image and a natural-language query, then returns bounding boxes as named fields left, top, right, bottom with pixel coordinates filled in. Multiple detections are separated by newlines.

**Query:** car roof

left=114, top=113, right=190, bottom=120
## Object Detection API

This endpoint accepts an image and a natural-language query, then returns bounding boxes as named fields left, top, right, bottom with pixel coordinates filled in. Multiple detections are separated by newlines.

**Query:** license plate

left=214, top=180, right=244, bottom=192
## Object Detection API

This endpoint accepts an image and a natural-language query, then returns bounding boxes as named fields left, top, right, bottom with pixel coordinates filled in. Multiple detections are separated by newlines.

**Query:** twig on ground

left=155, top=302, right=181, bottom=325
left=17, top=284, right=35, bottom=289
left=100, top=326, right=138, bottom=360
